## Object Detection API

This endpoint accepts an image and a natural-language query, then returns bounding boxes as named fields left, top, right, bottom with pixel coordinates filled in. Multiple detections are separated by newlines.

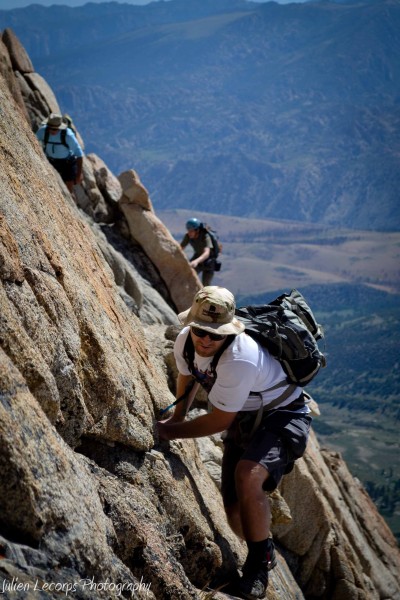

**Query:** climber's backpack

left=184, top=288, right=325, bottom=395
left=235, top=289, right=326, bottom=389
left=61, top=113, right=77, bottom=136
left=200, top=223, right=222, bottom=259
left=200, top=223, right=222, bottom=271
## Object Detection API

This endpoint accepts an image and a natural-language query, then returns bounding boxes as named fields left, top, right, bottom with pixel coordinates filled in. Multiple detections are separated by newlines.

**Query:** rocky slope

left=0, top=28, right=399, bottom=600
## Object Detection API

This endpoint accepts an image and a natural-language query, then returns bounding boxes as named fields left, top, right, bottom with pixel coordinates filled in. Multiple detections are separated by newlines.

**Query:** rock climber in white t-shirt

left=157, top=286, right=312, bottom=600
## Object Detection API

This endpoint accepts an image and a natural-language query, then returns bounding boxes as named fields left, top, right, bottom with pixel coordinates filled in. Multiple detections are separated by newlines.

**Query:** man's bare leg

left=227, top=459, right=276, bottom=598
left=234, top=459, right=271, bottom=540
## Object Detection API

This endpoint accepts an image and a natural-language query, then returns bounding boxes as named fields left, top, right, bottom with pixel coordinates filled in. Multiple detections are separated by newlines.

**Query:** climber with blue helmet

left=180, top=217, right=216, bottom=286
left=185, top=217, right=201, bottom=230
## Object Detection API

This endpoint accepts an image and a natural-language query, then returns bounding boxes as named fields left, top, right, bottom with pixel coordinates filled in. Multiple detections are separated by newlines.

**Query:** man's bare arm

left=166, top=373, right=199, bottom=423
left=158, top=405, right=236, bottom=441
left=190, top=246, right=210, bottom=269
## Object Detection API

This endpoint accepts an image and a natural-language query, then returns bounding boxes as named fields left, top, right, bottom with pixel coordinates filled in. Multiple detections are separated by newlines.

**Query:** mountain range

left=1, top=0, right=399, bottom=230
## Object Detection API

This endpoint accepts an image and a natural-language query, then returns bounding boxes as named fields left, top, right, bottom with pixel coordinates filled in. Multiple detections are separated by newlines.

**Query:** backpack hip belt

left=234, top=391, right=306, bottom=447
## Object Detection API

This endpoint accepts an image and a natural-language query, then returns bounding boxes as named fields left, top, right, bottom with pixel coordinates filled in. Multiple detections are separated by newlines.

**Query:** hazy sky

left=0, top=0, right=299, bottom=11
left=0, top=0, right=163, bottom=9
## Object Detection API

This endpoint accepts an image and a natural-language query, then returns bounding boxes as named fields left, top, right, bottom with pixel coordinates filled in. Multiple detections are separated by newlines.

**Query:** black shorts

left=221, top=408, right=312, bottom=506
left=48, top=156, right=77, bottom=183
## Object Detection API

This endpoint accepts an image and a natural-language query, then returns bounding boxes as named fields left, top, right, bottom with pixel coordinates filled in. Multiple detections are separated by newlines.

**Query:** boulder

left=24, top=72, right=61, bottom=115
left=118, top=168, right=152, bottom=210
left=2, top=28, right=34, bottom=73
left=74, top=157, right=112, bottom=223
left=119, top=169, right=201, bottom=312
left=87, top=153, right=123, bottom=205
left=0, top=37, right=29, bottom=119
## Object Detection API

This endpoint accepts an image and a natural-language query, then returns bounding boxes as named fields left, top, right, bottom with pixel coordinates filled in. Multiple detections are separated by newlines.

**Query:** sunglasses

left=191, top=326, right=226, bottom=341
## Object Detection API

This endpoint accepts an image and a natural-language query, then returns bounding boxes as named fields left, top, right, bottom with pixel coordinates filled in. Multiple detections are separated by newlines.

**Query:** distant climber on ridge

left=180, top=218, right=221, bottom=286
left=36, top=113, right=84, bottom=193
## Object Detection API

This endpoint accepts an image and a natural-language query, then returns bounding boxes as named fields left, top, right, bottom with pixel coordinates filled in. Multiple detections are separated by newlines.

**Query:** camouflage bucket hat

left=178, top=286, right=245, bottom=336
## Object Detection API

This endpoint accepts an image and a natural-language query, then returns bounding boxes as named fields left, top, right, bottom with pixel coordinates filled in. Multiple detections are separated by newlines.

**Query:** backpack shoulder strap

left=43, top=125, right=50, bottom=149
left=183, top=332, right=195, bottom=374
left=60, top=128, right=69, bottom=148
left=210, top=335, right=235, bottom=374
left=42, top=126, right=70, bottom=151
left=183, top=332, right=235, bottom=380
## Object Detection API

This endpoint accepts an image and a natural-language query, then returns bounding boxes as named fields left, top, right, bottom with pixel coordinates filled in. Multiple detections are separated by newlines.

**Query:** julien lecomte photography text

left=1, top=576, right=151, bottom=597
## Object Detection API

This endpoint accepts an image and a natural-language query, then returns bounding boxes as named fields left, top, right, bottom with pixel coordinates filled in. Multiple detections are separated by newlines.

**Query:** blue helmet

left=186, top=218, right=201, bottom=231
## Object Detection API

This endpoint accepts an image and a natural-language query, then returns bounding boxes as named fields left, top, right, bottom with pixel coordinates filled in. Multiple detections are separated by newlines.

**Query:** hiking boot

left=213, top=572, right=242, bottom=596
left=236, top=566, right=269, bottom=599
left=236, top=539, right=277, bottom=599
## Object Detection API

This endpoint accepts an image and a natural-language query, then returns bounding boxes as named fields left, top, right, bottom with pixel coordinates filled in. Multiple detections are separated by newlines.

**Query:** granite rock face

left=1, top=30, right=400, bottom=600
left=0, top=68, right=243, bottom=599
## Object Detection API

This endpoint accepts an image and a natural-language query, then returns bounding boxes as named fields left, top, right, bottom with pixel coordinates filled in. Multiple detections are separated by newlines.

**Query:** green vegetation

left=312, top=402, right=400, bottom=544
left=365, top=477, right=400, bottom=541
left=311, top=289, right=400, bottom=542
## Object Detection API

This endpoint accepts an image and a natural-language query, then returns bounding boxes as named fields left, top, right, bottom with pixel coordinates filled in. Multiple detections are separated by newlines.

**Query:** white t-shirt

left=174, top=327, right=305, bottom=413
